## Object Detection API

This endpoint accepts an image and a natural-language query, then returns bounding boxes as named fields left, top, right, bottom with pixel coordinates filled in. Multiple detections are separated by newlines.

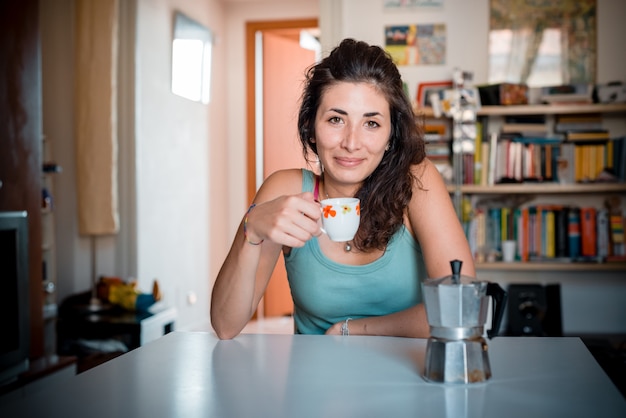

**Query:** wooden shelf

left=476, top=262, right=626, bottom=272
left=447, top=183, right=626, bottom=194
left=478, top=103, right=626, bottom=116
left=416, top=103, right=626, bottom=118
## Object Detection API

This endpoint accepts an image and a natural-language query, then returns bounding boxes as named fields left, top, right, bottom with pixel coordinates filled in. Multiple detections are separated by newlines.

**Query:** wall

left=320, top=0, right=626, bottom=334
left=134, top=0, right=226, bottom=330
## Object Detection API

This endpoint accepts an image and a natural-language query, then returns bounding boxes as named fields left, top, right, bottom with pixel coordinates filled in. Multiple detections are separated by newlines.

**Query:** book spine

left=513, top=208, right=521, bottom=260
left=595, top=143, right=605, bottom=179
left=481, top=142, right=490, bottom=186
left=581, top=145, right=590, bottom=182
left=545, top=144, right=553, bottom=181
left=501, top=207, right=510, bottom=242
left=474, top=121, right=482, bottom=185
left=609, top=213, right=625, bottom=256
left=566, top=143, right=576, bottom=184
left=533, top=145, right=542, bottom=181
left=488, top=207, right=502, bottom=254
left=529, top=206, right=537, bottom=257
left=474, top=208, right=487, bottom=262
left=535, top=205, right=544, bottom=258
left=597, top=208, right=609, bottom=259
left=568, top=208, right=581, bottom=259
left=574, top=146, right=584, bottom=182
left=546, top=209, right=556, bottom=258
left=521, top=207, right=529, bottom=261
left=580, top=207, right=597, bottom=257
left=555, top=207, right=570, bottom=258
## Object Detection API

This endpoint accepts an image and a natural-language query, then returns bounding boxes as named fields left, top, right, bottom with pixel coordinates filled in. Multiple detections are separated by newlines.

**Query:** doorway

left=245, top=19, right=319, bottom=318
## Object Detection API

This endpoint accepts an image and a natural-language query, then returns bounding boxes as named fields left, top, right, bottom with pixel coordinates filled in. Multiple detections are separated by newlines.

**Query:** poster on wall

left=384, top=24, right=446, bottom=66
left=384, top=0, right=444, bottom=8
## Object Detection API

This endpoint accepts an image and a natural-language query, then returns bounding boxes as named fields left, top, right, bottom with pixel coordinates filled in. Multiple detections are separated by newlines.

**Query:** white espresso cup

left=320, top=197, right=360, bottom=242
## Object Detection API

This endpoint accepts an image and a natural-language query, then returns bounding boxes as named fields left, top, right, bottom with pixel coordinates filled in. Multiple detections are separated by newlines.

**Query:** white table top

left=1, top=332, right=624, bottom=417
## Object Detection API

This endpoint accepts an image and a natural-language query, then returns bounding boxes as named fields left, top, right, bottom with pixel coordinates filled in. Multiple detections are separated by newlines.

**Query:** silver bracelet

left=341, top=318, right=352, bottom=336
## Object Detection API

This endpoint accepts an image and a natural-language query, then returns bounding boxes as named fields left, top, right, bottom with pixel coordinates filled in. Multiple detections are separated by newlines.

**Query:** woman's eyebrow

left=328, top=107, right=347, bottom=115
left=328, top=108, right=383, bottom=118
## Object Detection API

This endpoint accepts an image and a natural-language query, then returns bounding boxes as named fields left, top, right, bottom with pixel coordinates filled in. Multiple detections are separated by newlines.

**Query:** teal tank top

left=284, top=169, right=426, bottom=334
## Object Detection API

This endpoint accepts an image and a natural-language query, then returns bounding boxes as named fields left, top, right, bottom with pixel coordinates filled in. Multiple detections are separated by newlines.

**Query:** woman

left=211, top=39, right=474, bottom=339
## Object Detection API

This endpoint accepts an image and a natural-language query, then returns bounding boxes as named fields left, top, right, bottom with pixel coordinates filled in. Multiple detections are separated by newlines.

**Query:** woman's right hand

left=245, top=192, right=323, bottom=249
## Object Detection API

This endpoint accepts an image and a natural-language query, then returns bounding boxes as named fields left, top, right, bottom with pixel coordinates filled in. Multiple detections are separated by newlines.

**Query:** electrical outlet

left=187, top=291, right=197, bottom=306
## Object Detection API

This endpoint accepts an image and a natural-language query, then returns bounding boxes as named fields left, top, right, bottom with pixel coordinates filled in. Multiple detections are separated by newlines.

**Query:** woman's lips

left=335, top=157, right=363, bottom=167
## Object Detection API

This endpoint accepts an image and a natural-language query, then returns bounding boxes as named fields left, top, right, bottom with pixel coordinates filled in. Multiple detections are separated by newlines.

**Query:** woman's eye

left=329, top=116, right=342, bottom=124
left=366, top=120, right=380, bottom=128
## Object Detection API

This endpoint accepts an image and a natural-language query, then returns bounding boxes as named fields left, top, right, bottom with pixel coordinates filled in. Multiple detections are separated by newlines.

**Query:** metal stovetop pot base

left=423, top=337, right=492, bottom=384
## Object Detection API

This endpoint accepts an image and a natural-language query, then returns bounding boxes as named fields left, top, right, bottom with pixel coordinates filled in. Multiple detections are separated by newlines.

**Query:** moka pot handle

left=486, top=282, right=508, bottom=339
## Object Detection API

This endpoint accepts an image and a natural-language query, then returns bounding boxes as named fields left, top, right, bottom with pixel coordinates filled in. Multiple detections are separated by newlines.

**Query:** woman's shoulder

left=410, top=158, right=440, bottom=187
left=264, top=168, right=315, bottom=183
left=259, top=168, right=312, bottom=196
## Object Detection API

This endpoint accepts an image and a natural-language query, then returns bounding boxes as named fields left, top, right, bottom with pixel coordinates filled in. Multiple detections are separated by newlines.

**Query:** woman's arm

left=325, top=304, right=430, bottom=338
left=211, top=170, right=323, bottom=339
left=408, top=159, right=476, bottom=279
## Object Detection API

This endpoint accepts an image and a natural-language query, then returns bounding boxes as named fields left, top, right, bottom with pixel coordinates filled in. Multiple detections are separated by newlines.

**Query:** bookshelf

left=476, top=261, right=626, bottom=272
left=448, top=183, right=626, bottom=195
left=418, top=103, right=626, bottom=118
left=423, top=103, right=626, bottom=272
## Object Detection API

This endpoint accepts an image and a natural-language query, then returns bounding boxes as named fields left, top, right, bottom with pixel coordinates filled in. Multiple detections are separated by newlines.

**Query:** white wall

left=134, top=0, right=227, bottom=330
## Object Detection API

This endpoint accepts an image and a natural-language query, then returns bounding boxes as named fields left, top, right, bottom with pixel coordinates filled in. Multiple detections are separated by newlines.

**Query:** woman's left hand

left=325, top=321, right=344, bottom=335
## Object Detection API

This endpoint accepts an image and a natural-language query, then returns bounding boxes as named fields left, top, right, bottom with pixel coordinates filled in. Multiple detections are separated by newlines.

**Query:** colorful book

left=488, top=207, right=502, bottom=253
left=580, top=207, right=597, bottom=257
left=555, top=207, right=570, bottom=258
left=545, top=209, right=556, bottom=258
left=596, top=208, right=609, bottom=259
left=513, top=208, right=522, bottom=260
left=568, top=208, right=581, bottom=259
left=501, top=207, right=510, bottom=242
left=609, top=213, right=625, bottom=256
left=565, top=130, right=610, bottom=142
left=528, top=206, right=538, bottom=257
left=474, top=121, right=482, bottom=185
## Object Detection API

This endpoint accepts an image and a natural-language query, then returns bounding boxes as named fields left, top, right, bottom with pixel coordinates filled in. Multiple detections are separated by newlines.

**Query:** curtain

left=489, top=0, right=596, bottom=86
left=74, top=0, right=119, bottom=235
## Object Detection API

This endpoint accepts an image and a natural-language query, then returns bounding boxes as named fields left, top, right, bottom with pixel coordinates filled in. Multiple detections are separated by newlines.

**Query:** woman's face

left=314, top=82, right=391, bottom=191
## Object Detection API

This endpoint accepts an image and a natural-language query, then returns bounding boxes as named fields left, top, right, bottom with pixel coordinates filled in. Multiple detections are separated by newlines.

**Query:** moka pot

left=422, top=259, right=507, bottom=384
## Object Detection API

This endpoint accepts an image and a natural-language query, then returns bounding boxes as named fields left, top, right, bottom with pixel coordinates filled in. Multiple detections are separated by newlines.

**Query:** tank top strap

left=313, top=174, right=320, bottom=201
left=301, top=169, right=319, bottom=197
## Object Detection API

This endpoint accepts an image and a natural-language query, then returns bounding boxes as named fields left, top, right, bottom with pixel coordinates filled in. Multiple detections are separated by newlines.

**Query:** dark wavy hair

left=297, top=38, right=426, bottom=251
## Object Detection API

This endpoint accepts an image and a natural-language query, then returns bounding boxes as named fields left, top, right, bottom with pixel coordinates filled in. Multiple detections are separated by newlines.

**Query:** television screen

left=0, top=211, right=30, bottom=385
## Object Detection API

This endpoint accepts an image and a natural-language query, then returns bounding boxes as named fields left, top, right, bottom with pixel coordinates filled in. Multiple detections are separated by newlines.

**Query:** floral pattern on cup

left=323, top=203, right=360, bottom=218
left=320, top=198, right=360, bottom=242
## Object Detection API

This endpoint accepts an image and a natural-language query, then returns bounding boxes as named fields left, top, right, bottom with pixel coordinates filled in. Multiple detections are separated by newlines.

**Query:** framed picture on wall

left=416, top=81, right=453, bottom=108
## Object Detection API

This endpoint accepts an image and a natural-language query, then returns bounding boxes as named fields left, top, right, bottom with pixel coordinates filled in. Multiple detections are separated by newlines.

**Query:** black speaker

left=507, top=284, right=562, bottom=336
